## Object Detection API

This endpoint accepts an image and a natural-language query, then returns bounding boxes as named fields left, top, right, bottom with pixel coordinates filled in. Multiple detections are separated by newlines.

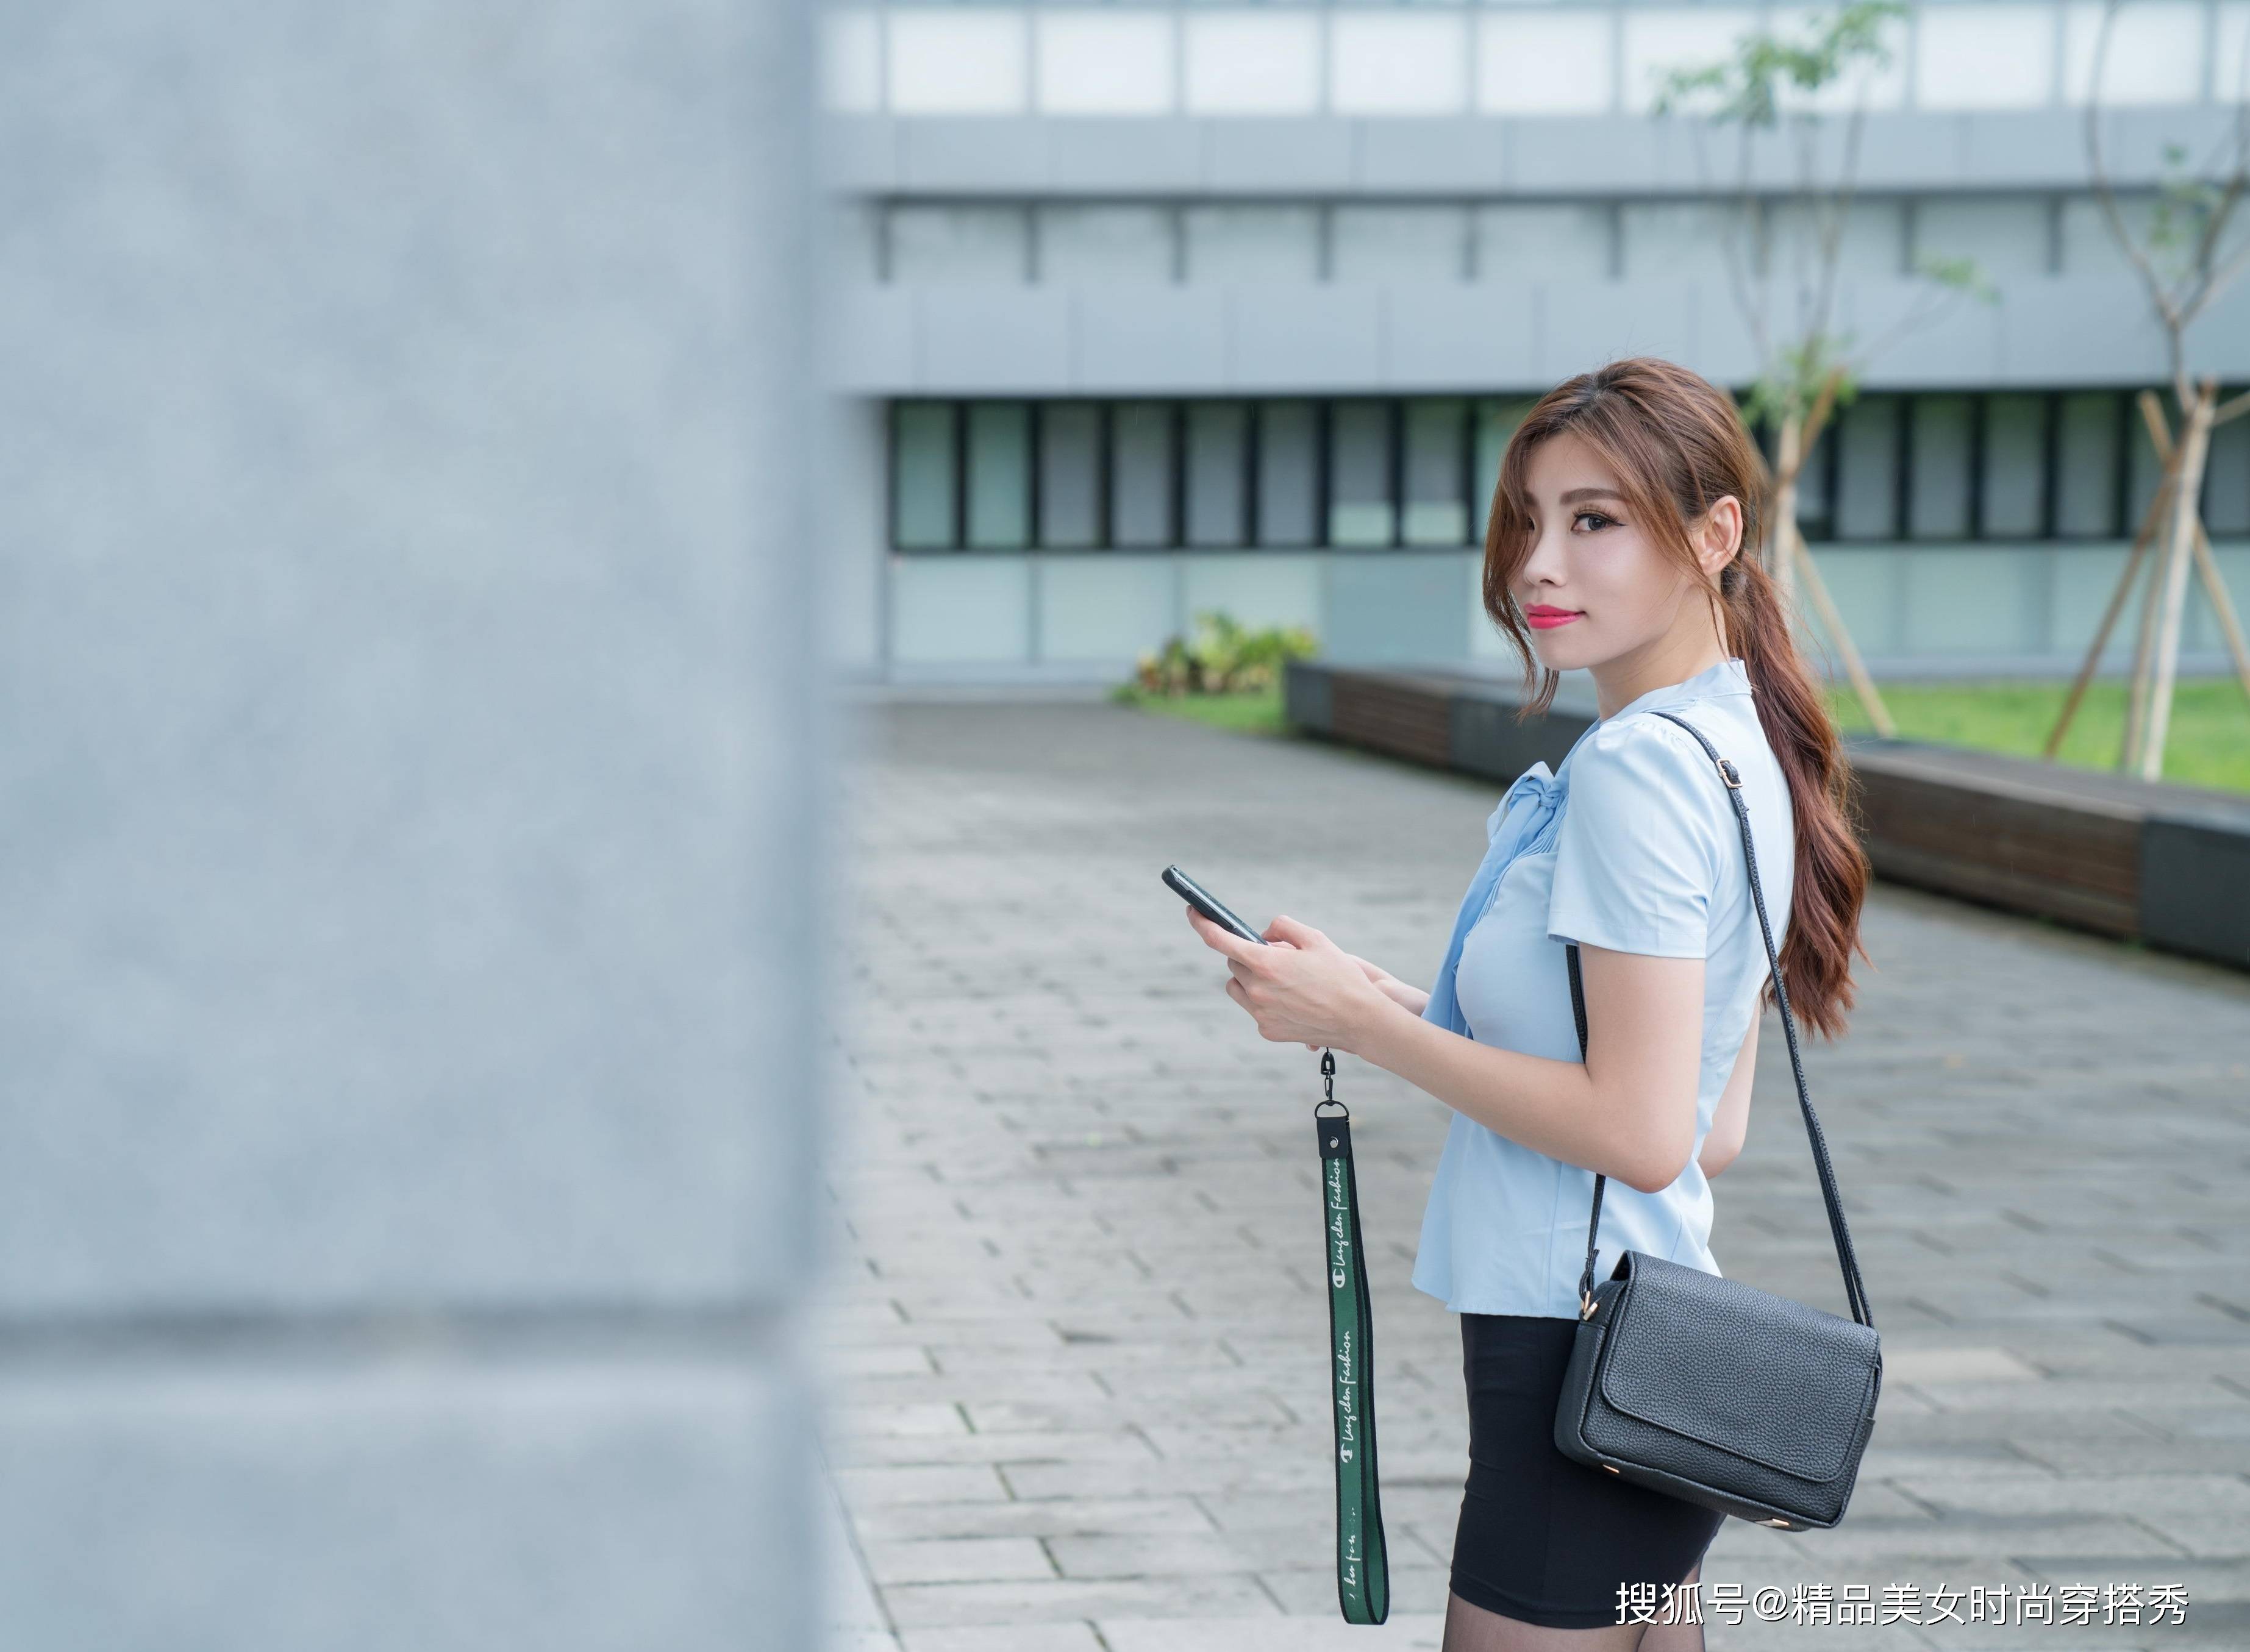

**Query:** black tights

left=1442, top=1561, right=1709, bottom=1652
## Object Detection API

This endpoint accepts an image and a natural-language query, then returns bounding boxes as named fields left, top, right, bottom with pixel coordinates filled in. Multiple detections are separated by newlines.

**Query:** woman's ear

left=1695, top=496, right=1745, bottom=580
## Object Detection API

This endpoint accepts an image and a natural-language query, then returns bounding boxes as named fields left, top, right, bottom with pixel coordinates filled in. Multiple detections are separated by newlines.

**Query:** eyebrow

left=1559, top=487, right=1628, bottom=505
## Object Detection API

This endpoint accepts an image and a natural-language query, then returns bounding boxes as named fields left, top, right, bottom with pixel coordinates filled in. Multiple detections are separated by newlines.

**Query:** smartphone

left=1163, top=865, right=1266, bottom=945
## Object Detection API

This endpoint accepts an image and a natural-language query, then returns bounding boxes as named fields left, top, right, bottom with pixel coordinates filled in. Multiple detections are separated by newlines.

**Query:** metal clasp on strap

left=1315, top=1047, right=1348, bottom=1118
left=1579, top=1289, right=1597, bottom=1321
left=1718, top=758, right=1743, bottom=789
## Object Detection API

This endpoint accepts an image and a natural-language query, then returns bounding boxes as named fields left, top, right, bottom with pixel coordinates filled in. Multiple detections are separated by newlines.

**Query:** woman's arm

left=1698, top=1014, right=1757, bottom=1180
left=1342, top=952, right=1429, bottom=1017
left=1351, top=941, right=1706, bottom=1197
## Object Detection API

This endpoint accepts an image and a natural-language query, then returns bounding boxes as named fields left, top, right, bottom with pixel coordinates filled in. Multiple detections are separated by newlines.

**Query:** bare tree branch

left=2085, top=0, right=2189, bottom=397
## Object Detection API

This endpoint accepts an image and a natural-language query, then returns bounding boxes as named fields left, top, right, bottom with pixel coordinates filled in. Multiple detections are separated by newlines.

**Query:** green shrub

left=1130, top=610, right=1318, bottom=696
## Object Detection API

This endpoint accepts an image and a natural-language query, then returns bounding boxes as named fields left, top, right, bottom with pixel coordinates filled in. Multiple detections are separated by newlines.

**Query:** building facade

left=823, top=0, right=2250, bottom=685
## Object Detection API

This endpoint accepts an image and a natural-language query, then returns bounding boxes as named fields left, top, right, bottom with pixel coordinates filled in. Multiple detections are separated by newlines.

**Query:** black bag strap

left=1564, top=708, right=1874, bottom=1331
left=1314, top=1048, right=1390, bottom=1624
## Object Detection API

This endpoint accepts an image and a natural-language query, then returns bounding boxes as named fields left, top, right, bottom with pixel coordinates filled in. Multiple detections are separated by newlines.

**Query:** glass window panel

left=1256, top=401, right=1320, bottom=547
left=2054, top=393, right=2123, bottom=538
left=1776, top=10, right=1909, bottom=114
left=1476, top=11, right=1614, bottom=116
left=1474, top=398, right=1540, bottom=533
left=887, top=11, right=1029, bottom=115
left=965, top=402, right=1030, bottom=549
left=1908, top=395, right=1976, bottom=541
left=1834, top=395, right=1902, bottom=541
left=1620, top=9, right=1760, bottom=115
left=1183, top=13, right=1320, bottom=116
left=2125, top=397, right=2166, bottom=537
left=1186, top=401, right=1249, bottom=547
left=1111, top=401, right=1176, bottom=548
left=1038, top=402, right=1101, bottom=549
left=1329, top=14, right=1468, bottom=117
left=1035, top=12, right=1174, bottom=116
left=1979, top=394, right=2049, bottom=538
left=2204, top=402, right=2250, bottom=537
left=1915, top=6, right=2057, bottom=110
left=1328, top=402, right=1396, bottom=547
left=2062, top=2, right=2204, bottom=105
left=1404, top=399, right=1469, bottom=546
left=1791, top=422, right=1833, bottom=535
left=893, top=401, right=958, bottom=549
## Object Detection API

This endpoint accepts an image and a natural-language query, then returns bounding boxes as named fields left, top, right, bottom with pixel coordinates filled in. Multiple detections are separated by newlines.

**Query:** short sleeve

left=1547, top=718, right=1726, bottom=958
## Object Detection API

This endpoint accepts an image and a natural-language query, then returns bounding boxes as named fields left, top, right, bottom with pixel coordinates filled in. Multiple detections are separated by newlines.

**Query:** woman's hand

left=1184, top=906, right=1399, bottom=1054
left=1344, top=953, right=1430, bottom=1018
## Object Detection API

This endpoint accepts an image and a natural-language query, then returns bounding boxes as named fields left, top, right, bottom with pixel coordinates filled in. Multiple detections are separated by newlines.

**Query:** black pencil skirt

left=1450, top=1311, right=1724, bottom=1629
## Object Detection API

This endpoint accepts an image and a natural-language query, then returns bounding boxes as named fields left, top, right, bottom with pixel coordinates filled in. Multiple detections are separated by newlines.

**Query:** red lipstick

left=1524, top=605, right=1583, bottom=630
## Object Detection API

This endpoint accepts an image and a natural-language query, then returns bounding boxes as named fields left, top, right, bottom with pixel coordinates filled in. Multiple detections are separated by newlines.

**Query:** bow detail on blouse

left=1420, top=763, right=1570, bottom=1038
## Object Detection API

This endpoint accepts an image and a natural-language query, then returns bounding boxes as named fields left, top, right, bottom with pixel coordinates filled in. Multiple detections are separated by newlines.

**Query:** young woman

left=1186, top=357, right=1871, bottom=1650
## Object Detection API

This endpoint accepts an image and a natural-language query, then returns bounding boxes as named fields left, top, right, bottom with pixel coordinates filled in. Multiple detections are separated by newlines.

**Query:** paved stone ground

left=817, top=699, right=2250, bottom=1652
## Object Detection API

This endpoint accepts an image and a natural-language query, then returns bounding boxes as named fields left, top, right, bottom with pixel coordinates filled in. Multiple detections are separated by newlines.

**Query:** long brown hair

left=1481, top=356, right=1871, bottom=1039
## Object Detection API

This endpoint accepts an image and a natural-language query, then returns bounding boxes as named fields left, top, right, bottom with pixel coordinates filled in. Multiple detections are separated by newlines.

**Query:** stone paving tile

left=899, top=1628, right=1106, bottom=1652
left=821, top=700, right=2250, bottom=1650
left=1095, top=1615, right=1450, bottom=1651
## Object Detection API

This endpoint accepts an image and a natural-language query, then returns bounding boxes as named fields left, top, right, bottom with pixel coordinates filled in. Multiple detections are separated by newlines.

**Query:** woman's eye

left=1572, top=510, right=1617, bottom=532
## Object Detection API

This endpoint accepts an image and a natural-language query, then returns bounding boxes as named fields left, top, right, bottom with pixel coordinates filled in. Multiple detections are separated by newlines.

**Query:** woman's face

left=1508, top=429, right=1703, bottom=674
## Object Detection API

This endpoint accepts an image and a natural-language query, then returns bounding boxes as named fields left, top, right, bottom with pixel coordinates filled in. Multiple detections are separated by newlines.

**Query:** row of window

left=827, top=4, right=2225, bottom=121
left=889, top=391, right=2247, bottom=552
left=858, top=193, right=2171, bottom=289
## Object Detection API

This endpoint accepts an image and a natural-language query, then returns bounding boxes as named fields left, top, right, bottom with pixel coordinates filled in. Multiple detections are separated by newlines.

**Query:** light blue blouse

left=1409, top=656, right=1796, bottom=1319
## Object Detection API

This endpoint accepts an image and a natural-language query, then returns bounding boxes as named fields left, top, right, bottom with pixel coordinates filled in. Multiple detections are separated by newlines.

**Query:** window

left=893, top=402, right=959, bottom=549
left=1328, top=401, right=1396, bottom=546
left=1110, top=401, right=1176, bottom=547
left=1979, top=394, right=2050, bottom=538
left=1907, top=394, right=1976, bottom=541
left=2125, top=403, right=2168, bottom=538
left=1256, top=401, right=1321, bottom=547
left=1793, top=423, right=1836, bottom=543
left=1834, top=396, right=1903, bottom=541
left=1473, top=399, right=1538, bottom=533
left=886, top=391, right=2193, bottom=552
left=965, top=402, right=1031, bottom=549
left=2054, top=393, right=2124, bottom=538
left=1037, top=403, right=1102, bottom=549
left=2205, top=400, right=2250, bottom=537
left=1185, top=401, right=1250, bottom=547
left=1404, top=399, right=1470, bottom=545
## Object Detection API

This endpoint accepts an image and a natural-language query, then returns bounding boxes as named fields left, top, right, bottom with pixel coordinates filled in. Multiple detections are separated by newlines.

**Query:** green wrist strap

left=1316, top=1048, right=1390, bottom=1626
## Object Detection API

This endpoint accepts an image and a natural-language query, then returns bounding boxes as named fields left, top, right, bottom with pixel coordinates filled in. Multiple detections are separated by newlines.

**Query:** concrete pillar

left=0, top=5, right=826, bottom=1647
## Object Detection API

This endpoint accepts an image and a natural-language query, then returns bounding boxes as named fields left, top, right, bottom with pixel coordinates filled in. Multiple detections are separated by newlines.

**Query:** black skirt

left=1450, top=1311, right=1724, bottom=1629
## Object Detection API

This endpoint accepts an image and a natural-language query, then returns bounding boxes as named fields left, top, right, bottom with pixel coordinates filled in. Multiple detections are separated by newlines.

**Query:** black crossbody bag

left=1552, top=708, right=1881, bottom=1532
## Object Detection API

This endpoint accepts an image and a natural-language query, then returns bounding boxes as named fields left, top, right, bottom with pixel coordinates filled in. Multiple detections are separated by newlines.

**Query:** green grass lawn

left=1111, top=682, right=1290, bottom=735
left=1114, top=674, right=2250, bottom=795
left=1827, top=677, right=2250, bottom=795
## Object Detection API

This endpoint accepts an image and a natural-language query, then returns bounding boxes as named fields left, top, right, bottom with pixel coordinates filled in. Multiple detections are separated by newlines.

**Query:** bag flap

left=1598, top=1253, right=1881, bottom=1485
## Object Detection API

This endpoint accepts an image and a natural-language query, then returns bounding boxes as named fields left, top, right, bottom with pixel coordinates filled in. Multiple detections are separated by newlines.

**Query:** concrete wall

left=0, top=5, right=827, bottom=1647
left=835, top=273, right=2228, bottom=396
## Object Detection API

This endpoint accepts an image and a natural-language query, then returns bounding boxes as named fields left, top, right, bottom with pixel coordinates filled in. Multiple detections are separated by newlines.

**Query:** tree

left=1655, top=2, right=1993, bottom=738
left=2045, top=1, right=2250, bottom=780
